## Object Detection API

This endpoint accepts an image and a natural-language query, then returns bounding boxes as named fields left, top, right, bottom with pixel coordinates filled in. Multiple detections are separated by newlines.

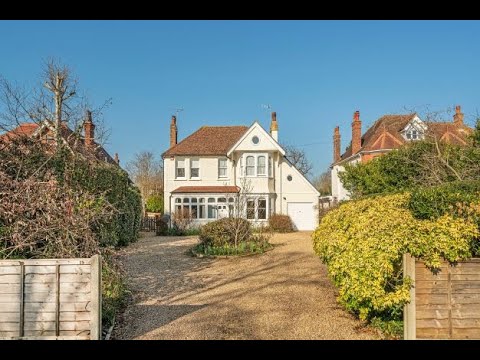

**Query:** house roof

left=0, top=121, right=116, bottom=165
left=162, top=126, right=249, bottom=157
left=0, top=123, right=39, bottom=140
left=171, top=186, right=240, bottom=194
left=339, top=114, right=472, bottom=162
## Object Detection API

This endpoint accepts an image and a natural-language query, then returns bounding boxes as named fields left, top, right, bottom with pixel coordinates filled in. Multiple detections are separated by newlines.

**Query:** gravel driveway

left=112, top=232, right=378, bottom=340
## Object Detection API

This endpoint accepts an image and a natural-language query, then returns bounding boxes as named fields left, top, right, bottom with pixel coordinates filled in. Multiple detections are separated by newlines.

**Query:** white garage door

left=287, top=202, right=316, bottom=231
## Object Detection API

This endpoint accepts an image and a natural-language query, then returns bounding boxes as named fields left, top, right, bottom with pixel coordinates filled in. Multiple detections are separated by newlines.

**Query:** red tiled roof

left=0, top=121, right=116, bottom=165
left=171, top=186, right=240, bottom=194
left=163, top=126, right=248, bottom=157
left=0, top=123, right=39, bottom=141
left=338, top=114, right=472, bottom=162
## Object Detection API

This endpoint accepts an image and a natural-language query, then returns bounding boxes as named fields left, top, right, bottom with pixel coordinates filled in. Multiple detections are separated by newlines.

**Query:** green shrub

left=409, top=180, right=480, bottom=220
left=102, top=256, right=128, bottom=327
left=312, top=193, right=478, bottom=321
left=155, top=218, right=169, bottom=236
left=338, top=140, right=478, bottom=198
left=192, top=236, right=272, bottom=256
left=199, top=218, right=251, bottom=247
left=146, top=194, right=164, bottom=214
left=268, top=214, right=295, bottom=232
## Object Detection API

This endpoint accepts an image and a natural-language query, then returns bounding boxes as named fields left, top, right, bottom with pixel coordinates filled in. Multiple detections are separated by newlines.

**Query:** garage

left=287, top=202, right=316, bottom=231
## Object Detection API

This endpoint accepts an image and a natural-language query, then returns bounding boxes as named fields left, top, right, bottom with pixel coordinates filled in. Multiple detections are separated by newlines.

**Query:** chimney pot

left=114, top=153, right=119, bottom=164
left=84, top=110, right=95, bottom=147
left=170, top=115, right=178, bottom=148
left=270, top=111, right=278, bottom=141
left=333, top=126, right=341, bottom=163
left=351, top=110, right=362, bottom=154
left=453, top=105, right=464, bottom=126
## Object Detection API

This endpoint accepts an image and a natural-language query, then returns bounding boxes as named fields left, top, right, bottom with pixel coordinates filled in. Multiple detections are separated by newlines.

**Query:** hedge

left=312, top=193, right=478, bottom=321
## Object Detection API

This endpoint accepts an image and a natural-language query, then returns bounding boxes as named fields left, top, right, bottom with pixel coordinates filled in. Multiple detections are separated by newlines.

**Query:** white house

left=162, top=112, right=320, bottom=230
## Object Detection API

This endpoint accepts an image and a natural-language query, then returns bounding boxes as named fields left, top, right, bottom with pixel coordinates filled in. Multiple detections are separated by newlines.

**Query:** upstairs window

left=246, top=156, right=255, bottom=176
left=241, top=154, right=272, bottom=177
left=190, top=158, right=200, bottom=178
left=176, top=159, right=185, bottom=178
left=257, top=156, right=266, bottom=176
left=406, top=129, right=420, bottom=140
left=218, top=158, right=228, bottom=178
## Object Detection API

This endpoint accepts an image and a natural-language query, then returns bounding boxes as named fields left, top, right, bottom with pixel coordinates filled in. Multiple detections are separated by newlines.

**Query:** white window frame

left=245, top=155, right=255, bottom=177
left=240, top=153, right=270, bottom=178
left=190, top=158, right=200, bottom=179
left=218, top=158, right=228, bottom=179
left=175, top=158, right=186, bottom=179
left=257, top=155, right=266, bottom=176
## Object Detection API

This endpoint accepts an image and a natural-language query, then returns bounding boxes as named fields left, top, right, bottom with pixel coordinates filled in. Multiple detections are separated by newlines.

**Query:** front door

left=217, top=205, right=228, bottom=219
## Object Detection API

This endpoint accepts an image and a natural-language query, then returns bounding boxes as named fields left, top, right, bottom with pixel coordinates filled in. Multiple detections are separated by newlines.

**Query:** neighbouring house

left=331, top=105, right=473, bottom=201
left=162, top=112, right=320, bottom=230
left=0, top=110, right=119, bottom=165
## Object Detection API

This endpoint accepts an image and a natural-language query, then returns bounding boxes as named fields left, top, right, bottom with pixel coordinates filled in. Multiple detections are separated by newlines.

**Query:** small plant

left=192, top=238, right=272, bottom=257
left=370, top=317, right=403, bottom=339
left=268, top=214, right=295, bottom=232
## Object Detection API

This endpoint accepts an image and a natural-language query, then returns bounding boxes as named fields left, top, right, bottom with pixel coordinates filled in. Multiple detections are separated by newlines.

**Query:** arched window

left=246, top=156, right=255, bottom=176
left=257, top=156, right=266, bottom=175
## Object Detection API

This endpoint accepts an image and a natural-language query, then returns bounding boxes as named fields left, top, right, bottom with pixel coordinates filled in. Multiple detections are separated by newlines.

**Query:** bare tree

left=126, top=151, right=164, bottom=204
left=282, top=143, right=313, bottom=176
left=223, top=178, right=260, bottom=248
left=312, top=171, right=332, bottom=195
left=0, top=58, right=111, bottom=148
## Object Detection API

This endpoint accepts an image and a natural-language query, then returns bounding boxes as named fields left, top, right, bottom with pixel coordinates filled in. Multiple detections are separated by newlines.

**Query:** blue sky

left=1, top=20, right=479, bottom=177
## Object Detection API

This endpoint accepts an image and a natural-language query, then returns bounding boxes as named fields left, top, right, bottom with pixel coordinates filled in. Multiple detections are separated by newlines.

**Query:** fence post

left=90, top=255, right=102, bottom=340
left=403, top=253, right=416, bottom=340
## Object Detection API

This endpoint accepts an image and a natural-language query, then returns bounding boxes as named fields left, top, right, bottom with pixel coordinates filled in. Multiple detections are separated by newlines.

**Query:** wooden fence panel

left=0, top=255, right=101, bottom=340
left=404, top=254, right=480, bottom=340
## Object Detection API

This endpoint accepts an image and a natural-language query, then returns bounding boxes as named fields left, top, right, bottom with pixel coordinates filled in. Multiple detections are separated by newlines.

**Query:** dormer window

left=402, top=115, right=426, bottom=141
left=406, top=129, right=419, bottom=140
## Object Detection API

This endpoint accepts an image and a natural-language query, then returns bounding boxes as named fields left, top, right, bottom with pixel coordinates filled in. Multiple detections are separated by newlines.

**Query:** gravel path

left=112, top=232, right=378, bottom=340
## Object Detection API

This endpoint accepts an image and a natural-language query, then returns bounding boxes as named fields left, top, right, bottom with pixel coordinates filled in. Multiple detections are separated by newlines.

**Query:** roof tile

left=163, top=126, right=248, bottom=157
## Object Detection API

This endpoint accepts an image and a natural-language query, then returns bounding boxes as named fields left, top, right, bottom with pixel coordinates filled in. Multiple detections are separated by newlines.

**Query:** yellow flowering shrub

left=312, top=193, right=478, bottom=320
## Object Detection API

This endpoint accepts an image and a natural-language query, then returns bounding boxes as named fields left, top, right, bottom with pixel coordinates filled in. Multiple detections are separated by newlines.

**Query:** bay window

left=247, top=199, right=255, bottom=219
left=240, top=153, right=273, bottom=177
left=246, top=156, right=255, bottom=176
left=257, top=156, right=266, bottom=176
left=258, top=198, right=267, bottom=220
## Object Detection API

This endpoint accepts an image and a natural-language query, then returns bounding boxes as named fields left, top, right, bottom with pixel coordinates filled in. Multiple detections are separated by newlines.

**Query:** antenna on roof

left=261, top=104, right=274, bottom=124
left=261, top=104, right=272, bottom=111
left=172, top=107, right=184, bottom=117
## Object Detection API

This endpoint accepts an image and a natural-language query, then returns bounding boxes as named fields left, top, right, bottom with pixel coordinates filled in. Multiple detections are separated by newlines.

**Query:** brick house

left=0, top=111, right=119, bottom=165
left=331, top=106, right=472, bottom=201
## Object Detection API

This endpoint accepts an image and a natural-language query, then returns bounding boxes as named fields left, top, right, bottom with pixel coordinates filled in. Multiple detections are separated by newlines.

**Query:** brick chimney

left=453, top=105, right=464, bottom=126
left=114, top=153, right=119, bottom=165
left=351, top=110, right=362, bottom=155
left=270, top=112, right=278, bottom=141
left=170, top=115, right=177, bottom=148
left=84, top=110, right=95, bottom=147
left=333, top=126, right=341, bottom=163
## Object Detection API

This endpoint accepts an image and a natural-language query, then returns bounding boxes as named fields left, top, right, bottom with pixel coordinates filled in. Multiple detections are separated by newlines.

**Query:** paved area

left=113, top=232, right=378, bottom=340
